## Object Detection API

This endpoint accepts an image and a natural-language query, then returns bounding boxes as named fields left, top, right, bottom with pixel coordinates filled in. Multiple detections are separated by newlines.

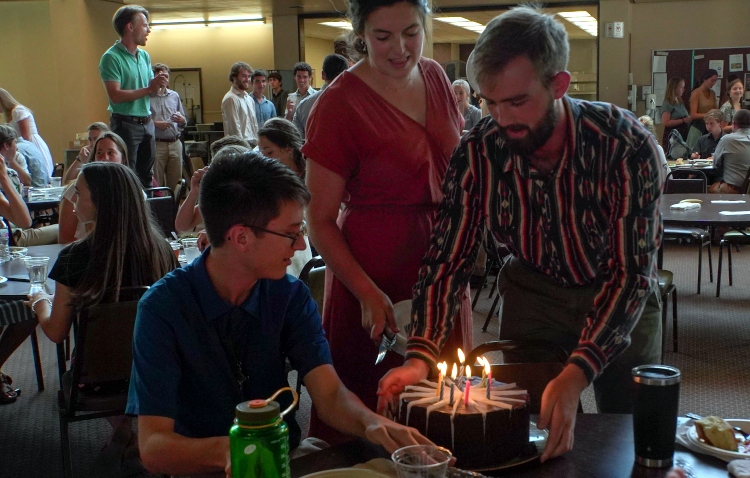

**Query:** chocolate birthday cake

left=399, top=377, right=530, bottom=469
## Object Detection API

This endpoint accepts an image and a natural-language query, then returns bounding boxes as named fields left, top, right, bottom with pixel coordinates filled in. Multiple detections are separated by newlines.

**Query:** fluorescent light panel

left=435, top=16, right=486, bottom=34
left=557, top=11, right=597, bottom=37
left=151, top=17, right=265, bottom=29
left=319, top=21, right=352, bottom=29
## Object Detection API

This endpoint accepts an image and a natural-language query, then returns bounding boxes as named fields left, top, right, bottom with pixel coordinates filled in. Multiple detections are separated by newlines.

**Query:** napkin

left=728, top=460, right=750, bottom=478
left=711, top=200, right=747, bottom=204
left=719, top=211, right=750, bottom=215
left=670, top=202, right=701, bottom=210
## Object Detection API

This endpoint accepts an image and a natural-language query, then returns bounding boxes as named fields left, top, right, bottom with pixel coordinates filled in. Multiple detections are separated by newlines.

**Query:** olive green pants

left=497, top=258, right=662, bottom=413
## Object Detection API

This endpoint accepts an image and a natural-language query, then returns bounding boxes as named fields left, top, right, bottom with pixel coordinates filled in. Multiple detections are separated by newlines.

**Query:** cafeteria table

left=291, top=415, right=730, bottom=478
left=661, top=193, right=750, bottom=229
left=0, top=244, right=65, bottom=300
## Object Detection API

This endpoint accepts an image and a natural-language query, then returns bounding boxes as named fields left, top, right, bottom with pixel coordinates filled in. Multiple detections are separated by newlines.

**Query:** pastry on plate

left=695, top=416, right=739, bottom=451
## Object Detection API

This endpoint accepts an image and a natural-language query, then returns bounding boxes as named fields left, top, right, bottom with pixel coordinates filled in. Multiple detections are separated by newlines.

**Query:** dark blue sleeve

left=281, top=282, right=332, bottom=381
left=126, top=300, right=183, bottom=418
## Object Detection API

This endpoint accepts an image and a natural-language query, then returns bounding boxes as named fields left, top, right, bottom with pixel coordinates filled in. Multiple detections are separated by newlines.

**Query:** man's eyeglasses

left=244, top=220, right=307, bottom=247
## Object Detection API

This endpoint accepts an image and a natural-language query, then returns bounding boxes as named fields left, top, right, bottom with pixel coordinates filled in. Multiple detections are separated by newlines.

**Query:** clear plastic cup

left=392, top=445, right=451, bottom=478
left=169, top=241, right=181, bottom=259
left=23, top=256, right=50, bottom=284
left=181, top=238, right=200, bottom=263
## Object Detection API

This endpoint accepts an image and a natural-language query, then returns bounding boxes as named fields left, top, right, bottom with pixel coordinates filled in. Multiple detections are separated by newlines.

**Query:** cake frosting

left=399, top=377, right=531, bottom=469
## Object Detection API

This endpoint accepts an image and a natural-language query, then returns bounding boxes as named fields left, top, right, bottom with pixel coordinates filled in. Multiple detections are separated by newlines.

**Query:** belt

left=112, top=113, right=151, bottom=124
left=155, top=136, right=180, bottom=143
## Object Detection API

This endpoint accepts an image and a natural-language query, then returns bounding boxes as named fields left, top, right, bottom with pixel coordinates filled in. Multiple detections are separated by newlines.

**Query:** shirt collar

left=113, top=40, right=139, bottom=58
left=189, top=248, right=261, bottom=321
left=483, top=96, right=579, bottom=179
left=231, top=86, right=249, bottom=97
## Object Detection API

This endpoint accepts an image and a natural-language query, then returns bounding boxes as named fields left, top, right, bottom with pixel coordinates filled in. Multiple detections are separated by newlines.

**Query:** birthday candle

left=464, top=365, right=471, bottom=407
left=449, top=363, right=457, bottom=406
left=486, top=362, right=492, bottom=399
left=456, top=349, right=466, bottom=381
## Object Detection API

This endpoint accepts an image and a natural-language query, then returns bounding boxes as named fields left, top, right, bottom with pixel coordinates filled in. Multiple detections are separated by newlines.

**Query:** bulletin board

left=651, top=47, right=750, bottom=108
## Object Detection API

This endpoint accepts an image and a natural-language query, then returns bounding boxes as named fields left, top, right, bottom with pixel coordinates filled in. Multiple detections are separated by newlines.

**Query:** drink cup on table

left=181, top=238, right=200, bottom=263
left=50, top=177, right=62, bottom=188
left=169, top=241, right=181, bottom=259
left=23, top=256, right=50, bottom=284
left=632, top=365, right=681, bottom=468
left=392, top=445, right=451, bottom=478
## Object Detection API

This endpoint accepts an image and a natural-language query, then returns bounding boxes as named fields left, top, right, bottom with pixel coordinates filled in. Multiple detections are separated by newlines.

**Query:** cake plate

left=468, top=422, right=548, bottom=474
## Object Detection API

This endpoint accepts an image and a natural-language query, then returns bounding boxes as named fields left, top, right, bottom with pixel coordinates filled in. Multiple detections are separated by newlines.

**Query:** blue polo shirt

left=253, top=95, right=276, bottom=126
left=126, top=249, right=331, bottom=448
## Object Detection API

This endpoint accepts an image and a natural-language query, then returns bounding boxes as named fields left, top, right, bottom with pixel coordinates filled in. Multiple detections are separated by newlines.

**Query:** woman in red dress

left=303, top=0, right=472, bottom=444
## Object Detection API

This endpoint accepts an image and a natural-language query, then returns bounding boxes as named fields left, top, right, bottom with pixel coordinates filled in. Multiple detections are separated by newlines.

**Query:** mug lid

left=632, top=365, right=681, bottom=386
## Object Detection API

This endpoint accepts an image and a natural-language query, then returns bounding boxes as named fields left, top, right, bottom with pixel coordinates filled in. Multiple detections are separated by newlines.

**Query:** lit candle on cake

left=464, top=365, right=471, bottom=407
left=480, top=357, right=487, bottom=383
left=436, top=362, right=445, bottom=397
left=456, top=348, right=466, bottom=381
left=485, top=360, right=492, bottom=398
left=449, top=363, right=457, bottom=405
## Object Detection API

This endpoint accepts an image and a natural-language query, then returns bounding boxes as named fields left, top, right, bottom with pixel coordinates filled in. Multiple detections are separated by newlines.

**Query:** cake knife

left=375, top=329, right=397, bottom=365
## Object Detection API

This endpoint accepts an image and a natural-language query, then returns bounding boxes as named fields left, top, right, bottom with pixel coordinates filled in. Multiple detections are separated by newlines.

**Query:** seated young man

left=691, top=109, right=725, bottom=159
left=127, top=151, right=429, bottom=476
left=709, top=109, right=750, bottom=194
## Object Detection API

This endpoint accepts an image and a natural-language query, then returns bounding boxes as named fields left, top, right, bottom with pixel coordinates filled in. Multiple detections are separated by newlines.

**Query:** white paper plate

left=0, top=276, right=7, bottom=285
left=687, top=419, right=750, bottom=461
left=300, top=468, right=391, bottom=478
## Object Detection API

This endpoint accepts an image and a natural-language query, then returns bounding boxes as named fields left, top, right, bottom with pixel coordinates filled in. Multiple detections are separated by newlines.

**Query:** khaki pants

left=497, top=257, right=662, bottom=413
left=154, top=139, right=183, bottom=191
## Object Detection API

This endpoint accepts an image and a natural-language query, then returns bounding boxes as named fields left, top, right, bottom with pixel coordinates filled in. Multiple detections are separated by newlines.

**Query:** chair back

left=52, top=163, right=65, bottom=178
left=740, top=165, right=750, bottom=194
left=147, top=196, right=177, bottom=238
left=298, top=256, right=326, bottom=314
left=467, top=340, right=570, bottom=415
left=664, top=170, right=707, bottom=194
left=65, top=287, right=148, bottom=406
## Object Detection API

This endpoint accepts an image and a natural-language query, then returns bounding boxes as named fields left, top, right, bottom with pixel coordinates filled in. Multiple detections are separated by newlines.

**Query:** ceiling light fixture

left=435, top=16, right=486, bottom=34
left=557, top=11, right=598, bottom=37
left=319, top=21, right=353, bottom=29
left=151, top=17, right=265, bottom=30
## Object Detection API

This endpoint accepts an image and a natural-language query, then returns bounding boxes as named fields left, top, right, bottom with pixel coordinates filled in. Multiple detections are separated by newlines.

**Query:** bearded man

left=378, top=5, right=663, bottom=463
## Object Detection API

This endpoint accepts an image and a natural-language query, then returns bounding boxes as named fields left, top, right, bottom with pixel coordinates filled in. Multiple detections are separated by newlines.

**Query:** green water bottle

left=230, top=387, right=299, bottom=478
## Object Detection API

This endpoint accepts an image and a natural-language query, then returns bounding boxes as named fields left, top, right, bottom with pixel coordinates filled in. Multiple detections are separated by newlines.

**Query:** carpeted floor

left=1, top=243, right=749, bottom=477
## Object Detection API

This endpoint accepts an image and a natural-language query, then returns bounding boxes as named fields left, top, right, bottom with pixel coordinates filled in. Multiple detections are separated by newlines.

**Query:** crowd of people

left=0, top=1, right=726, bottom=477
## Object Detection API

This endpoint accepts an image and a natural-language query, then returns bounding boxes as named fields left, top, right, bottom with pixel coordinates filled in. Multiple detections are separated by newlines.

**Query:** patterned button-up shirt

left=406, top=97, right=663, bottom=382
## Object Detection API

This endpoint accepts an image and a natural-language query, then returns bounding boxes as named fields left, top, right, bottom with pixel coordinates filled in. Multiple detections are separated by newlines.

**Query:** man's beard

left=496, top=98, right=558, bottom=156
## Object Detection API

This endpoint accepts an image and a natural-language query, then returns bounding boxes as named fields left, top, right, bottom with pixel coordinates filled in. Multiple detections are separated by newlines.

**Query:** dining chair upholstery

left=716, top=229, right=750, bottom=297
left=663, top=171, right=712, bottom=293
left=466, top=340, right=581, bottom=415
left=146, top=195, right=177, bottom=238
left=174, top=178, right=186, bottom=210
left=51, top=163, right=65, bottom=178
left=658, top=270, right=677, bottom=362
left=57, top=287, right=148, bottom=478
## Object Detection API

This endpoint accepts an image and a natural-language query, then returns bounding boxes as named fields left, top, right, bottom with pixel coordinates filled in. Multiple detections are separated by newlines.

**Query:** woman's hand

left=23, top=291, right=53, bottom=315
left=76, top=146, right=90, bottom=164
left=190, top=167, right=208, bottom=192
left=683, top=117, right=691, bottom=124
left=358, top=287, right=397, bottom=342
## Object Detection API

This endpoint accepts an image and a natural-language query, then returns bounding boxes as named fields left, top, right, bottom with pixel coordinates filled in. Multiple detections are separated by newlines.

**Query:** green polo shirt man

left=98, top=4, right=168, bottom=188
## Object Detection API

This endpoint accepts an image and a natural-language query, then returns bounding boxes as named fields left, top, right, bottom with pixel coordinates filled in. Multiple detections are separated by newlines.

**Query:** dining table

left=0, top=244, right=65, bottom=300
left=661, top=193, right=750, bottom=228
left=290, top=414, right=732, bottom=478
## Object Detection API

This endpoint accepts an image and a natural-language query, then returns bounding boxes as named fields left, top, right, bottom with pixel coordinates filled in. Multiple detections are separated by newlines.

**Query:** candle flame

left=484, top=360, right=490, bottom=376
left=451, top=363, right=458, bottom=379
left=457, top=348, right=465, bottom=364
left=466, top=365, right=471, bottom=377
left=440, top=362, right=448, bottom=375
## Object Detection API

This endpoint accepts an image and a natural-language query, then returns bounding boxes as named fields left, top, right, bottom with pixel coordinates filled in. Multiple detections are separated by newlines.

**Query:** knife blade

left=375, top=329, right=397, bottom=365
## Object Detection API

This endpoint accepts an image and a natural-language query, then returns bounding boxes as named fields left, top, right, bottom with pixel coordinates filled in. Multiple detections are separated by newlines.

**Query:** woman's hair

left=695, top=69, right=719, bottom=89
left=722, top=78, right=743, bottom=108
left=347, top=0, right=430, bottom=58
left=257, top=118, right=306, bottom=177
left=0, top=88, right=21, bottom=120
left=638, top=115, right=656, bottom=138
left=663, top=78, right=685, bottom=105
left=88, top=131, right=129, bottom=164
left=71, top=162, right=176, bottom=306
left=452, top=79, right=470, bottom=96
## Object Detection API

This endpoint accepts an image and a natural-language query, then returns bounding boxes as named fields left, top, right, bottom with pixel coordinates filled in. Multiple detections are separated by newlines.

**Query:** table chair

left=56, top=287, right=148, bottom=478
left=663, top=170, right=712, bottom=293
left=716, top=229, right=750, bottom=297
left=290, top=256, right=326, bottom=408
left=174, top=178, right=186, bottom=210
left=472, top=234, right=510, bottom=311
left=145, top=192, right=177, bottom=239
left=51, top=163, right=65, bottom=178
left=658, top=270, right=678, bottom=362
left=466, top=340, right=581, bottom=415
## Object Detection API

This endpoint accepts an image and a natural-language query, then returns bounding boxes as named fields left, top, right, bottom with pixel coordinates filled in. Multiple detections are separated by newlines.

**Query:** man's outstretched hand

left=376, top=358, right=430, bottom=417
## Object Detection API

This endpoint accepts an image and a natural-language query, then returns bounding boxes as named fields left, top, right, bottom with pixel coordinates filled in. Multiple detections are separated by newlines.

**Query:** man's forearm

left=315, top=385, right=374, bottom=438
left=109, top=86, right=153, bottom=104
left=140, top=431, right=228, bottom=475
